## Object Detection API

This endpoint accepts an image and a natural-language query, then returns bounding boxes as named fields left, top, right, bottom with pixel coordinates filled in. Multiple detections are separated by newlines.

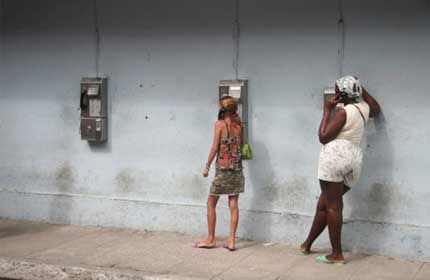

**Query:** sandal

left=315, top=255, right=345, bottom=265
left=299, top=246, right=311, bottom=256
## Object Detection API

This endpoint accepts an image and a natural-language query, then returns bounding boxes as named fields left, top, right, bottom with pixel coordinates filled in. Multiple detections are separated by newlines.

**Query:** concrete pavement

left=0, top=219, right=428, bottom=280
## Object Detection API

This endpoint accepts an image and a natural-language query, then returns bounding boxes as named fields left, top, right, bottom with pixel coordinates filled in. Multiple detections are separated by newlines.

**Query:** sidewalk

left=0, top=219, right=428, bottom=280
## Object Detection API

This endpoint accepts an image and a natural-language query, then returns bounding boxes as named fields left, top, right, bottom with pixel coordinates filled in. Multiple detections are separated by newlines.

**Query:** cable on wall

left=233, top=0, right=240, bottom=80
left=337, top=0, right=345, bottom=77
left=93, top=0, right=100, bottom=77
left=1, top=0, right=5, bottom=64
left=0, top=0, right=5, bottom=94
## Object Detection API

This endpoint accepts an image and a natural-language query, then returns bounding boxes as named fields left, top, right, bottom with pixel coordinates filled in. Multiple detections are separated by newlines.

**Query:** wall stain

left=115, top=169, right=137, bottom=193
left=146, top=49, right=151, bottom=62
left=114, top=169, right=149, bottom=196
left=279, top=176, right=310, bottom=210
left=367, top=183, right=412, bottom=220
left=169, top=111, right=176, bottom=121
left=51, top=161, right=75, bottom=223
left=262, top=186, right=279, bottom=202
left=55, top=161, right=74, bottom=192
left=174, top=174, right=207, bottom=201
left=262, top=176, right=310, bottom=210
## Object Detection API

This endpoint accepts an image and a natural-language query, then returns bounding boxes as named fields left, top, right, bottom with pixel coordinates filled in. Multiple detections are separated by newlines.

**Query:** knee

left=228, top=201, right=238, bottom=211
left=207, top=198, right=218, bottom=208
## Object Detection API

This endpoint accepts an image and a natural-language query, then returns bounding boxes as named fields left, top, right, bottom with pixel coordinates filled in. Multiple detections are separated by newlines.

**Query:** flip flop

left=315, top=255, right=345, bottom=265
left=299, top=246, right=311, bottom=256
left=223, top=242, right=236, bottom=251
left=191, top=242, right=216, bottom=249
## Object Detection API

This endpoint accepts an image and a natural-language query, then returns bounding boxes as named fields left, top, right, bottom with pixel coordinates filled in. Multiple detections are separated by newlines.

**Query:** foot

left=192, top=240, right=216, bottom=249
left=325, top=253, right=345, bottom=263
left=299, top=242, right=311, bottom=255
left=223, top=240, right=236, bottom=251
left=316, top=254, right=345, bottom=265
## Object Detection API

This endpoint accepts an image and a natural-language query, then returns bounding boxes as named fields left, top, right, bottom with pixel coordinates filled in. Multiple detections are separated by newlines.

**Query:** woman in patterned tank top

left=192, top=96, right=245, bottom=251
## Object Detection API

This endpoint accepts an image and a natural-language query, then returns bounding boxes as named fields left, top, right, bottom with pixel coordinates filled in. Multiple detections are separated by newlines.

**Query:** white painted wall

left=1, top=0, right=429, bottom=260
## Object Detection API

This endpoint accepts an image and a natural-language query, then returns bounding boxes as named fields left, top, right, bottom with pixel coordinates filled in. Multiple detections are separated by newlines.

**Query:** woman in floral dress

left=192, top=96, right=244, bottom=251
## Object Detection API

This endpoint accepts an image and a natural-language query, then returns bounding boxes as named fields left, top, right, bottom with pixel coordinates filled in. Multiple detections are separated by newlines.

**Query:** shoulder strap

left=352, top=104, right=366, bottom=125
left=223, top=120, right=230, bottom=138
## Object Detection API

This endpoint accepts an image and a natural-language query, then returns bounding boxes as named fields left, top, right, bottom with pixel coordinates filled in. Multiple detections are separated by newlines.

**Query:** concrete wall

left=0, top=0, right=3, bottom=96
left=0, top=0, right=429, bottom=261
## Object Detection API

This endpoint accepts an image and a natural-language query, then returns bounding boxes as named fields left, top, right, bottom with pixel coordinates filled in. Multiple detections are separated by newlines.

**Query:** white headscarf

left=335, top=76, right=362, bottom=99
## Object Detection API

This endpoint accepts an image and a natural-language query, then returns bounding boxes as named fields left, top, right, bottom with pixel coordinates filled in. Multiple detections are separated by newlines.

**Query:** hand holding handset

left=324, top=94, right=343, bottom=111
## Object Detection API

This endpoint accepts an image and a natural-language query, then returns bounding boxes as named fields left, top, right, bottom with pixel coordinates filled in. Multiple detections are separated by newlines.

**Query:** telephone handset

left=80, top=89, right=88, bottom=112
left=80, top=85, right=100, bottom=112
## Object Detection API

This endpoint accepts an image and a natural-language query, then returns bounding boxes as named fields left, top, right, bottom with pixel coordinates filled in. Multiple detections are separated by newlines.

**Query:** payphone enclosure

left=219, top=80, right=248, bottom=144
left=80, top=77, right=108, bottom=142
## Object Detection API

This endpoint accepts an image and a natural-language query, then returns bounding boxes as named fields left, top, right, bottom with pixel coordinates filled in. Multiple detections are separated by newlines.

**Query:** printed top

left=216, top=122, right=242, bottom=171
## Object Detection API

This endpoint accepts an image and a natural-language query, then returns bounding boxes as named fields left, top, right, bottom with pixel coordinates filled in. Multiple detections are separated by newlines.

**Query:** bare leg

left=322, top=180, right=345, bottom=261
left=300, top=192, right=327, bottom=254
left=301, top=183, right=350, bottom=254
left=193, top=195, right=219, bottom=248
left=225, top=195, right=239, bottom=250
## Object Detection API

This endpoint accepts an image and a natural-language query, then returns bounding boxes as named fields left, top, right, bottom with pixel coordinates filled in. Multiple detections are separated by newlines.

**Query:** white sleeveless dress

left=317, top=102, right=370, bottom=187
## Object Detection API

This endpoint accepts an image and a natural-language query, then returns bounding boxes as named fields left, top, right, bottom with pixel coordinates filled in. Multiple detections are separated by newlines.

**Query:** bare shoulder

left=333, top=107, right=347, bottom=121
left=233, top=122, right=242, bottom=131
left=215, top=120, right=225, bottom=129
left=334, top=107, right=347, bottom=115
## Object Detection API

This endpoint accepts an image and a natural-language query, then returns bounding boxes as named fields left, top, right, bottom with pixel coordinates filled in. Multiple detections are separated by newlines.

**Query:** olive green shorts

left=210, top=169, right=245, bottom=196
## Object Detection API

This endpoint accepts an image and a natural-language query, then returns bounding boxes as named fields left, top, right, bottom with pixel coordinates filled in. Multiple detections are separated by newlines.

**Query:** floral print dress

left=210, top=121, right=245, bottom=196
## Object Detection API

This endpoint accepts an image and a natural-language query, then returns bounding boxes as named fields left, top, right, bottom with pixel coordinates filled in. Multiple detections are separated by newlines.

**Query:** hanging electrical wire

left=337, top=0, right=345, bottom=77
left=233, top=0, right=240, bottom=80
left=93, top=0, right=100, bottom=77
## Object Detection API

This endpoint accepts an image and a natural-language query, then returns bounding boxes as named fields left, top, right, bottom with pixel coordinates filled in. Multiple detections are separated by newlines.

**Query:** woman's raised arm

left=362, top=87, right=381, bottom=118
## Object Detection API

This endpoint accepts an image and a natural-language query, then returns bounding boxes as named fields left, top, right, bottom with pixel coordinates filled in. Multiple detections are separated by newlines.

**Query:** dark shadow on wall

left=48, top=161, right=75, bottom=225
left=240, top=83, right=276, bottom=243
left=241, top=140, right=276, bottom=242
left=344, top=111, right=395, bottom=252
left=88, top=135, right=112, bottom=153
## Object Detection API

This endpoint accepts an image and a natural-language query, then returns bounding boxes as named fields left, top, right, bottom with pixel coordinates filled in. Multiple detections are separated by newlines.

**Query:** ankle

left=330, top=252, right=344, bottom=259
left=301, top=241, right=311, bottom=249
left=207, top=237, right=216, bottom=243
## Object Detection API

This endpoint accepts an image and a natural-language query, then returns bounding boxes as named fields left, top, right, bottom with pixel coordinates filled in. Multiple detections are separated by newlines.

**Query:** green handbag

left=241, top=143, right=253, bottom=160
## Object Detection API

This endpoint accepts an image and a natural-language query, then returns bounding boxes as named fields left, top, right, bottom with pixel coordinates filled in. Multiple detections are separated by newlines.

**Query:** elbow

left=318, top=134, right=330, bottom=145
left=369, top=106, right=381, bottom=118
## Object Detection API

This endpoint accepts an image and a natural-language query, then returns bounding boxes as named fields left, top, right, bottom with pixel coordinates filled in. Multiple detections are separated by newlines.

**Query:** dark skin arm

left=361, top=87, right=381, bottom=118
left=319, top=96, right=347, bottom=145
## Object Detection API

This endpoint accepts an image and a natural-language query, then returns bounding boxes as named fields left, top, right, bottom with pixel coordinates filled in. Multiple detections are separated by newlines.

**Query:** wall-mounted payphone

left=323, top=87, right=335, bottom=104
left=219, top=80, right=248, bottom=144
left=80, top=77, right=108, bottom=142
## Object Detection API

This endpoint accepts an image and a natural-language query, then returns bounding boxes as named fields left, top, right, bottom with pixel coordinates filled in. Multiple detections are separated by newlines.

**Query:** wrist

left=205, top=163, right=211, bottom=170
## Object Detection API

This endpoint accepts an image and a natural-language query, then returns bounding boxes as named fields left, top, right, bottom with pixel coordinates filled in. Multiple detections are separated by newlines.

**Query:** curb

left=0, top=257, right=206, bottom=280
